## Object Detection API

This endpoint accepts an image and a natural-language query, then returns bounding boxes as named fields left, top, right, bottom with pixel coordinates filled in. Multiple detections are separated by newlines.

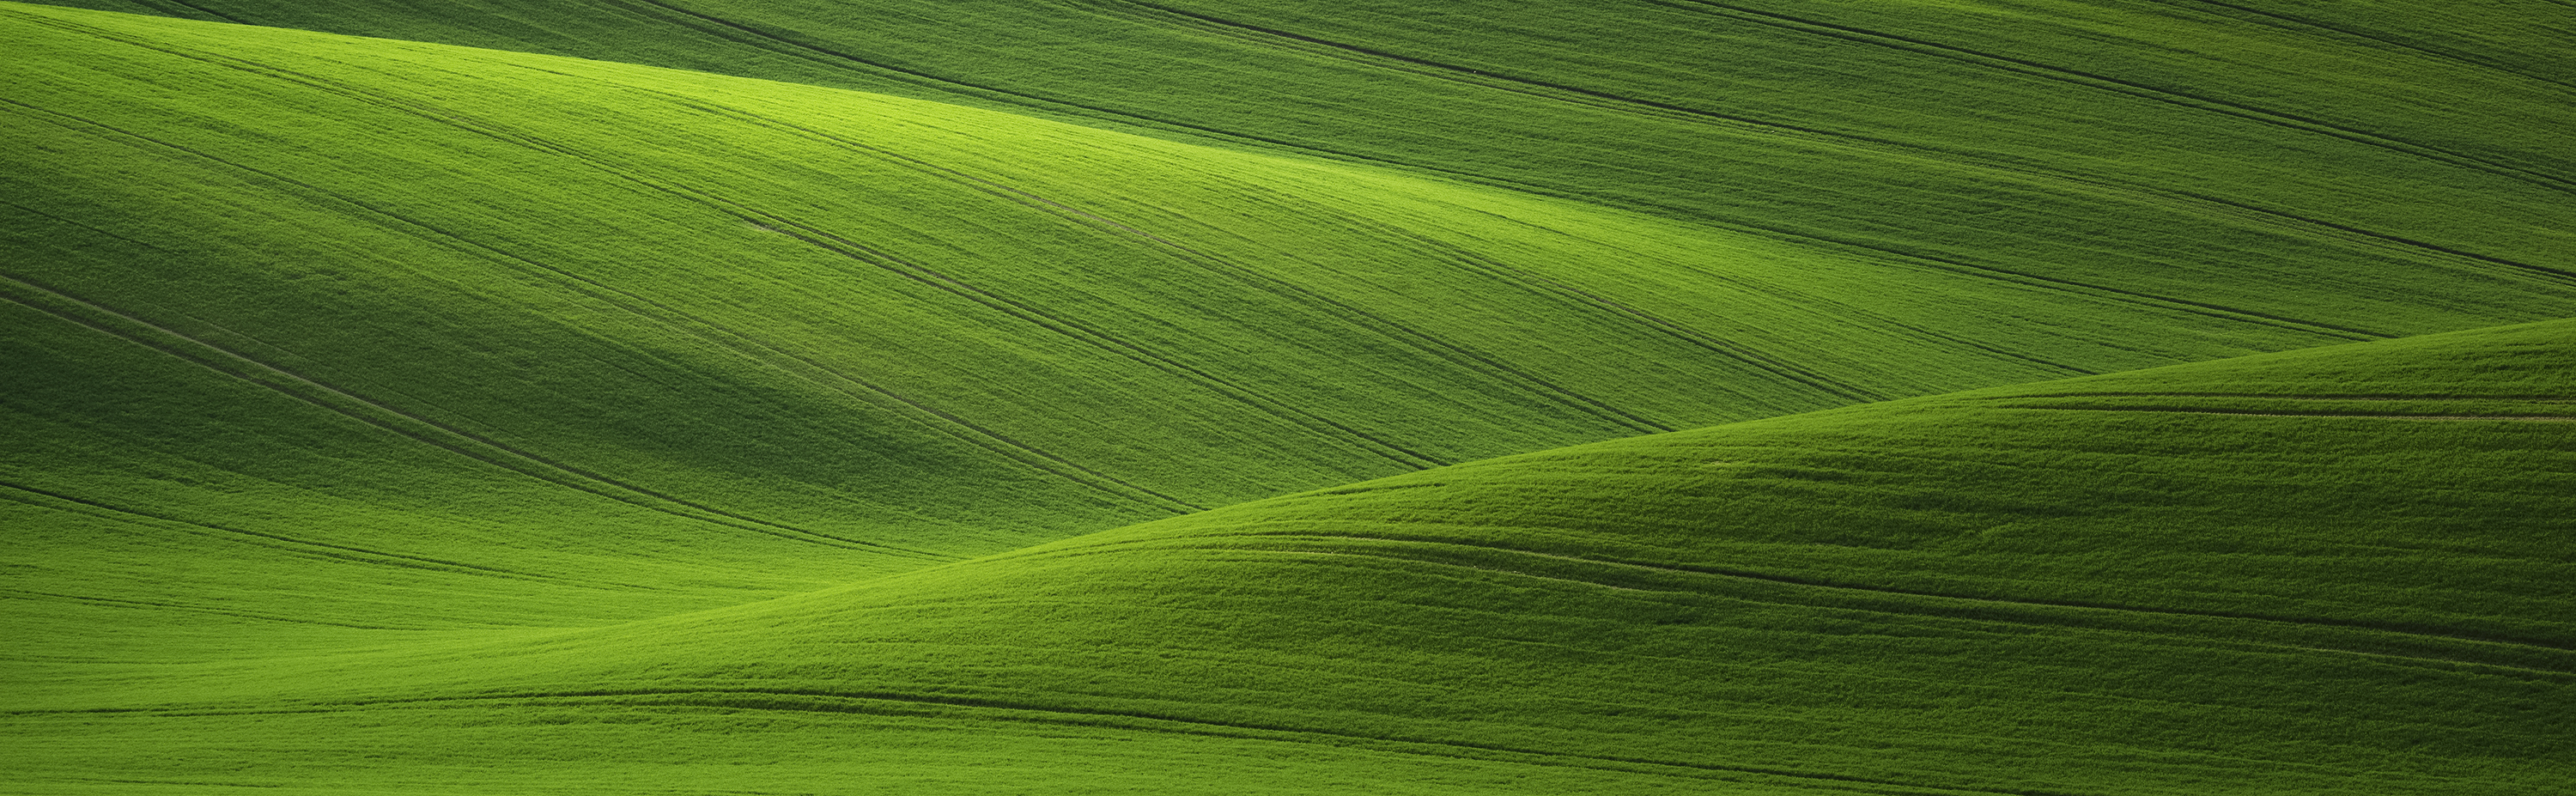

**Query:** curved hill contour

left=27, top=0, right=2576, bottom=343
left=10, top=317, right=2573, bottom=793
left=16, top=0, right=2576, bottom=630
left=4, top=1, right=2574, bottom=793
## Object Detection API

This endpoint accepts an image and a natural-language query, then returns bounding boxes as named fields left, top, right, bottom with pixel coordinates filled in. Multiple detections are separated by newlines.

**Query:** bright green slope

left=6, top=2, right=2575, bottom=793
left=10, top=316, right=2572, bottom=795
left=18, top=2, right=2576, bottom=631
left=25, top=0, right=2576, bottom=345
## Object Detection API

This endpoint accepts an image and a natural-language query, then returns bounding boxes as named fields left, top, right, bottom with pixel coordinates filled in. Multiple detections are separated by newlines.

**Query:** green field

left=4, top=0, right=2573, bottom=793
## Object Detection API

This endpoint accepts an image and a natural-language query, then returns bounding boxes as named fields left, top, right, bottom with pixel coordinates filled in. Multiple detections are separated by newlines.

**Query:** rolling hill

left=29, top=0, right=2576, bottom=341
left=4, top=0, right=2573, bottom=793
left=11, top=313, right=2572, bottom=795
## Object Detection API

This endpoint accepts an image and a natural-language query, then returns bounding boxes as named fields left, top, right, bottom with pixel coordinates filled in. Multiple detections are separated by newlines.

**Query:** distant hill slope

left=26, top=0, right=2576, bottom=347
left=11, top=317, right=2571, bottom=795
left=8, top=3, right=2576, bottom=793
left=20, top=1, right=2576, bottom=630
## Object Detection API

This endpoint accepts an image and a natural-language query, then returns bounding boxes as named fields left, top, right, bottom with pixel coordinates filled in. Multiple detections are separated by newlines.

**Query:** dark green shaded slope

left=14, top=319, right=2572, bottom=795
left=26, top=0, right=2576, bottom=345
left=23, top=0, right=2568, bottom=623
left=5, top=3, right=2404, bottom=637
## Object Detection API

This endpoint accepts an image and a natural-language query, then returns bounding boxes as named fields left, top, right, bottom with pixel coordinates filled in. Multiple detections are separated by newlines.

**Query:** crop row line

left=1994, top=392, right=2576, bottom=403
left=1741, top=225, right=2384, bottom=343
left=1225, top=544, right=2540, bottom=733
left=122, top=0, right=242, bottom=26
left=1011, top=532, right=2576, bottom=670
left=2151, top=0, right=2576, bottom=94
left=3, top=23, right=974, bottom=556
left=0, top=586, right=425, bottom=631
left=538, top=83, right=1448, bottom=471
left=617, top=88, right=1487, bottom=465
left=1064, top=0, right=2443, bottom=340
left=1649, top=0, right=2576, bottom=199
left=577, top=0, right=1498, bottom=185
left=0, top=477, right=653, bottom=591
left=1104, top=0, right=2576, bottom=296
left=655, top=89, right=1681, bottom=440
left=1352, top=190, right=2105, bottom=380
left=2000, top=405, right=2576, bottom=422
left=12, top=14, right=1206, bottom=519
left=601, top=0, right=2556, bottom=346
left=1275, top=187, right=1889, bottom=403
left=0, top=244, right=931, bottom=558
left=24, top=686, right=2093, bottom=796
left=108, top=21, right=1367, bottom=503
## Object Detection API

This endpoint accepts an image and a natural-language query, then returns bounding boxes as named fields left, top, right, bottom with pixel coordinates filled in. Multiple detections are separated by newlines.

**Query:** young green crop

left=27, top=0, right=2576, bottom=346
left=5, top=1, right=2575, bottom=793
left=25, top=1, right=2576, bottom=634
left=13, top=315, right=2571, bottom=796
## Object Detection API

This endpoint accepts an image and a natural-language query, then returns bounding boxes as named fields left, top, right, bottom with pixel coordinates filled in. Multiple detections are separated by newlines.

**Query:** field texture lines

left=6, top=0, right=2575, bottom=793
left=32, top=0, right=2576, bottom=336
left=10, top=319, right=2572, bottom=794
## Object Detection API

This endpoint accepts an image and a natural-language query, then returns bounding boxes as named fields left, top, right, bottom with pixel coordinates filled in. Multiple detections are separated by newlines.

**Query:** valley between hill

left=4, top=1, right=2573, bottom=793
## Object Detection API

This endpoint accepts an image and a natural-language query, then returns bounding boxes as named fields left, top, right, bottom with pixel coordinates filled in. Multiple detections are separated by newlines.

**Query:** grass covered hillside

left=20, top=0, right=2576, bottom=627
left=9, top=317, right=2572, bottom=795
left=5, top=0, right=2574, bottom=793
left=27, top=0, right=2576, bottom=349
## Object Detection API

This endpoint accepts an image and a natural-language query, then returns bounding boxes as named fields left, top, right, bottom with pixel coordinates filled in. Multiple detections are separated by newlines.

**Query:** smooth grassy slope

left=26, top=0, right=2576, bottom=348
left=6, top=3, right=2574, bottom=793
left=21, top=0, right=2576, bottom=640
left=10, top=319, right=2572, bottom=796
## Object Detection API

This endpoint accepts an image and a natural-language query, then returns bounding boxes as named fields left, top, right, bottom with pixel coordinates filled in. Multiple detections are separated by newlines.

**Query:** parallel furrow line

left=59, top=24, right=1426, bottom=486
left=1285, top=536, right=2576, bottom=658
left=1725, top=222, right=2385, bottom=342
left=0, top=480, right=636, bottom=588
left=611, top=91, right=1464, bottom=466
left=2000, top=405, right=2576, bottom=422
left=647, top=91, right=1674, bottom=437
left=1064, top=1, right=2523, bottom=330
left=1999, top=392, right=2576, bottom=403
left=31, top=688, right=2096, bottom=796
left=0, top=264, right=939, bottom=559
left=2153, top=0, right=2576, bottom=94
left=1001, top=532, right=2575, bottom=664
left=734, top=200, right=1455, bottom=470
left=3, top=33, right=1202, bottom=517
left=1303, top=198, right=1898, bottom=399
left=1649, top=0, right=2576, bottom=197
left=0, top=587, right=425, bottom=630
left=561, top=0, right=1496, bottom=181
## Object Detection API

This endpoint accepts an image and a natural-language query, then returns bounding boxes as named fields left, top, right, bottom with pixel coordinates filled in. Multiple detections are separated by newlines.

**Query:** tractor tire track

left=35, top=19, right=1439, bottom=480
left=2000, top=405, right=2576, bottom=422
left=0, top=480, right=653, bottom=589
left=601, top=90, right=1477, bottom=466
left=1060, top=1, right=2543, bottom=331
left=642, top=88, right=1674, bottom=439
left=113, top=0, right=242, bottom=25
left=2150, top=0, right=2576, bottom=94
left=1297, top=198, right=1902, bottom=399
left=0, top=587, right=424, bottom=631
left=5, top=98, right=975, bottom=554
left=5, top=29, right=1208, bottom=517
left=561, top=0, right=1511, bottom=186
left=1996, top=392, right=2576, bottom=403
left=1645, top=0, right=2576, bottom=198
left=0, top=268, right=947, bottom=560
left=1031, top=532, right=2576, bottom=668
left=1087, top=0, right=2576, bottom=295
left=730, top=197, right=1455, bottom=470
left=29, top=687, right=2106, bottom=796
left=1729, top=223, right=2385, bottom=343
